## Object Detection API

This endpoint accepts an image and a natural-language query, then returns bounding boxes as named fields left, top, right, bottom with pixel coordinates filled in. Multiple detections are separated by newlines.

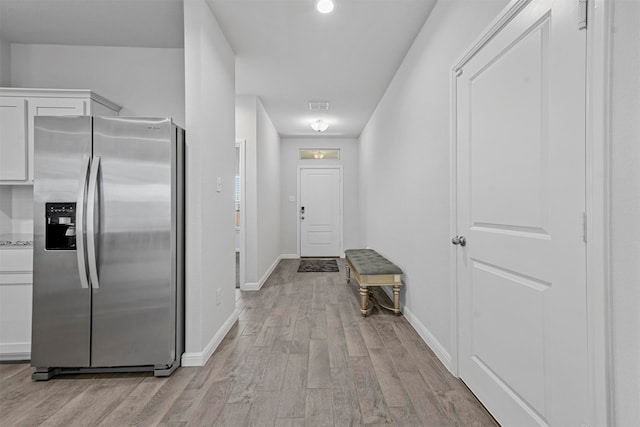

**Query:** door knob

left=451, top=236, right=466, bottom=247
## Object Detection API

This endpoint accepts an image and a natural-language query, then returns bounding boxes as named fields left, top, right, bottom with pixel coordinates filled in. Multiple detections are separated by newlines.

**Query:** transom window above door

left=299, top=149, right=340, bottom=160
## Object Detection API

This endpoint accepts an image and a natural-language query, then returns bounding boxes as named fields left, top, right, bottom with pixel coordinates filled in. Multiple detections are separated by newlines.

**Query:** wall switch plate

left=289, top=195, right=295, bottom=202
left=216, top=177, right=222, bottom=192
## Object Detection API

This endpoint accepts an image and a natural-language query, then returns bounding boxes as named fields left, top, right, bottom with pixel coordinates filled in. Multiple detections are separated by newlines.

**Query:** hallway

left=0, top=259, right=496, bottom=426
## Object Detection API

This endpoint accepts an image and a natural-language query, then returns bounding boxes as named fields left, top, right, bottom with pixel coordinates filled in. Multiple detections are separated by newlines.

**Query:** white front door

left=299, top=167, right=342, bottom=257
left=455, top=1, right=588, bottom=426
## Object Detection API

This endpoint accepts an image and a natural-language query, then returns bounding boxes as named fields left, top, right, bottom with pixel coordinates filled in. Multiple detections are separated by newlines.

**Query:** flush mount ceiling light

left=315, top=0, right=334, bottom=14
left=310, top=119, right=329, bottom=132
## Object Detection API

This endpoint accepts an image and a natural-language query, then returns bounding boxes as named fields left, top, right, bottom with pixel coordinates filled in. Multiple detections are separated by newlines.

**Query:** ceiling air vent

left=308, top=101, right=329, bottom=111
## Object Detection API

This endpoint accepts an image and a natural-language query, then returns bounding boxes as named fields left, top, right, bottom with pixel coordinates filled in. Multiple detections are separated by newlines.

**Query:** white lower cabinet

left=0, top=248, right=33, bottom=360
left=0, top=88, right=122, bottom=183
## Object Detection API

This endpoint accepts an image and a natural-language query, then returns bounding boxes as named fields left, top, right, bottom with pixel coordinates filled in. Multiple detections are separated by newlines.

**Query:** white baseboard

left=0, top=342, right=31, bottom=362
left=242, top=282, right=261, bottom=291
left=241, top=255, right=282, bottom=291
left=280, top=254, right=298, bottom=259
left=181, top=308, right=240, bottom=367
left=402, top=305, right=452, bottom=372
left=379, top=287, right=453, bottom=373
left=240, top=282, right=260, bottom=291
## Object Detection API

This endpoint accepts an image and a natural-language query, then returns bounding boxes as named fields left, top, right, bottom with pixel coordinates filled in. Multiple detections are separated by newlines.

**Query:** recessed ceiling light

left=310, top=119, right=329, bottom=132
left=315, top=0, right=334, bottom=14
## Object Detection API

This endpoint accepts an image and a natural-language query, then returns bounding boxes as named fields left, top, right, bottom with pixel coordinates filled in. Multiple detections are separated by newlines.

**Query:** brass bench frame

left=345, top=256, right=402, bottom=317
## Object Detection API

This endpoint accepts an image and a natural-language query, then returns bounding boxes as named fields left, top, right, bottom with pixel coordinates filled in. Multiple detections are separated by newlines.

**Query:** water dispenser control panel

left=45, top=202, right=77, bottom=250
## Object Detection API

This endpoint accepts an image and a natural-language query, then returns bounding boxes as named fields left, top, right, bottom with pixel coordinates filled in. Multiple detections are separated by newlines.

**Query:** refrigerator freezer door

left=32, top=116, right=92, bottom=368
left=90, top=117, right=176, bottom=367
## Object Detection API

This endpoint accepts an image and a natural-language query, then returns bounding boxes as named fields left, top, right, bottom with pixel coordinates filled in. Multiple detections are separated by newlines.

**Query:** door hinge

left=578, top=0, right=588, bottom=30
left=582, top=211, right=588, bottom=243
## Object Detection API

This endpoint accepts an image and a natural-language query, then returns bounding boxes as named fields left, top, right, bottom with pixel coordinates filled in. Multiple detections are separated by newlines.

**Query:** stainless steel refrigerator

left=31, top=116, right=184, bottom=380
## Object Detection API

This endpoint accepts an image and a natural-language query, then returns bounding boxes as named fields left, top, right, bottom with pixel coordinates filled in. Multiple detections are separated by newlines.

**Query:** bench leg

left=393, top=285, right=402, bottom=316
left=359, top=286, right=369, bottom=316
left=346, top=265, right=351, bottom=282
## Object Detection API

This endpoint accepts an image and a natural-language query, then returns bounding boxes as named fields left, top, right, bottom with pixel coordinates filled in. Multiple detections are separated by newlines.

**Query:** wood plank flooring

left=0, top=259, right=498, bottom=426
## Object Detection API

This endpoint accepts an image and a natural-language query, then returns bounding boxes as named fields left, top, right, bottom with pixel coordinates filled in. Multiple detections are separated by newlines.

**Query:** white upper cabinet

left=0, top=98, right=28, bottom=181
left=0, top=88, right=122, bottom=184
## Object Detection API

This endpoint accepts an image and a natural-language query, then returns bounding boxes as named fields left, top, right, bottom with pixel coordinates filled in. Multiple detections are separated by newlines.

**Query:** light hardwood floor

left=0, top=259, right=498, bottom=426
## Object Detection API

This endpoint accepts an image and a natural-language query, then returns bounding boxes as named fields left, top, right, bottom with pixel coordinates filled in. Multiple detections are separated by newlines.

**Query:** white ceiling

left=0, top=0, right=185, bottom=48
left=208, top=0, right=437, bottom=137
left=0, top=0, right=437, bottom=137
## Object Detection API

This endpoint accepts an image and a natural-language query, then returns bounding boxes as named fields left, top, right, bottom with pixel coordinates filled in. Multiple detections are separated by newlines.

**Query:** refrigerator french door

left=31, top=116, right=184, bottom=380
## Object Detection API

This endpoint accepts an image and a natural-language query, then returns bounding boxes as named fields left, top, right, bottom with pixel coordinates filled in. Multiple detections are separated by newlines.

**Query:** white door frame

left=448, top=0, right=612, bottom=425
left=297, top=165, right=343, bottom=258
left=236, top=139, right=246, bottom=289
left=583, top=1, right=615, bottom=425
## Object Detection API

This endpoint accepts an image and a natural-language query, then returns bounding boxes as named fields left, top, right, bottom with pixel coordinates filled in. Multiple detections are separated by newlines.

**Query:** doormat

left=298, top=259, right=339, bottom=273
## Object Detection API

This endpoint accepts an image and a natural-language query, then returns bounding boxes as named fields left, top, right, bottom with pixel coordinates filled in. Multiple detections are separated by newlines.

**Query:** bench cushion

left=345, top=249, right=403, bottom=276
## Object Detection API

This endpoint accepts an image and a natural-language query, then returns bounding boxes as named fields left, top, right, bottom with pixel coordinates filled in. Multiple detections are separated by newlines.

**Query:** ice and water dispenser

left=45, top=203, right=77, bottom=250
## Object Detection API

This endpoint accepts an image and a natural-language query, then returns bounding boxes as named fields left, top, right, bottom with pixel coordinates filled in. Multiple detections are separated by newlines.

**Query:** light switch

left=216, top=177, right=222, bottom=192
left=289, top=195, right=296, bottom=202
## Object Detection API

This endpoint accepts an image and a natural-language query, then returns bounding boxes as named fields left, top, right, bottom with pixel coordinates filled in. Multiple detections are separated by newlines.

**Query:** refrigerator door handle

left=76, top=156, right=91, bottom=289
left=87, top=156, right=101, bottom=289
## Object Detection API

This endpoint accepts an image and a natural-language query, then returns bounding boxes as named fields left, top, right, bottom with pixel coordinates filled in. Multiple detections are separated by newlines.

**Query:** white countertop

left=0, top=233, right=33, bottom=247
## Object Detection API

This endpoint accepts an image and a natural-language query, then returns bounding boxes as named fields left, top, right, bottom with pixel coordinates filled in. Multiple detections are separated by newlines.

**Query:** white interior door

left=455, top=1, right=588, bottom=426
left=299, top=167, right=342, bottom=257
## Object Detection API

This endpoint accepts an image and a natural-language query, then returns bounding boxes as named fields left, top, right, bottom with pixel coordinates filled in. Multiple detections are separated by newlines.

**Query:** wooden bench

left=344, top=249, right=403, bottom=316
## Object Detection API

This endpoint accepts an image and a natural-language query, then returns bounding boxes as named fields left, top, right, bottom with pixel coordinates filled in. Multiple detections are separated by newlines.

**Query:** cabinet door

left=27, top=98, right=87, bottom=182
left=0, top=98, right=28, bottom=181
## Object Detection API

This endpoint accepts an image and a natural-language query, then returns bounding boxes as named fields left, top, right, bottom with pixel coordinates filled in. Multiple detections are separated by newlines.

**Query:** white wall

left=236, top=95, right=258, bottom=284
left=235, top=95, right=281, bottom=288
left=359, top=0, right=509, bottom=364
left=280, top=137, right=360, bottom=256
left=0, top=189, right=9, bottom=236
left=0, top=36, right=10, bottom=86
left=183, top=0, right=237, bottom=365
left=611, top=1, right=640, bottom=425
left=10, top=44, right=185, bottom=127
left=0, top=186, right=32, bottom=236
left=256, top=99, right=281, bottom=276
